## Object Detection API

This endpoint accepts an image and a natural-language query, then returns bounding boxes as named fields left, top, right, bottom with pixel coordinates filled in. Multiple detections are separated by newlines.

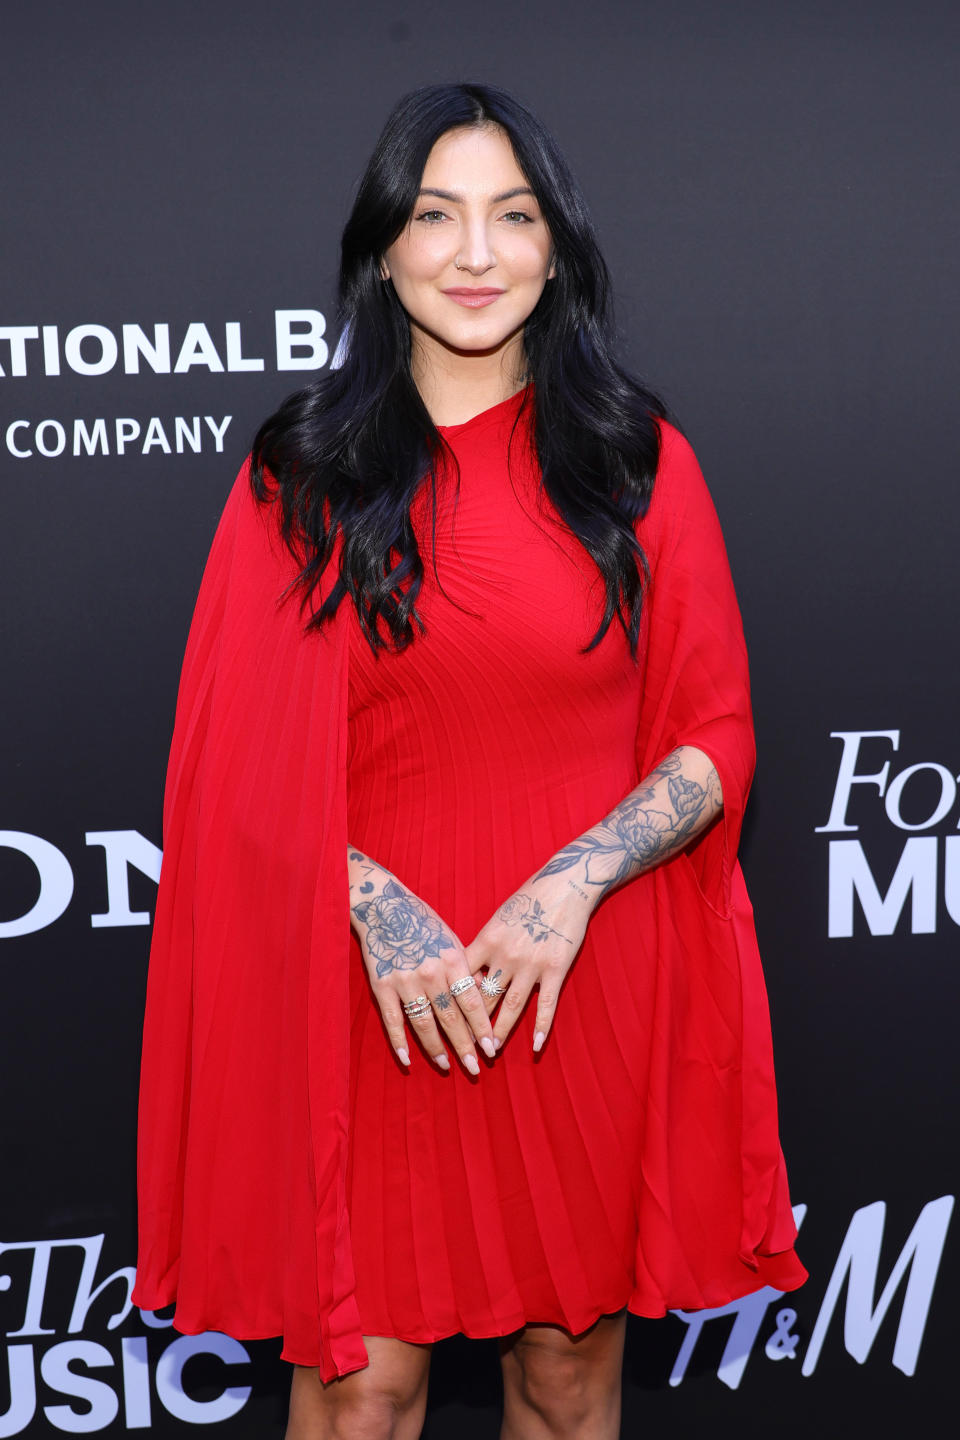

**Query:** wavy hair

left=250, top=81, right=670, bottom=659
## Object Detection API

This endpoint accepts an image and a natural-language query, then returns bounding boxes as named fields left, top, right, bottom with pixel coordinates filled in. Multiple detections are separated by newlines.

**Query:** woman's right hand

left=347, top=845, right=497, bottom=1075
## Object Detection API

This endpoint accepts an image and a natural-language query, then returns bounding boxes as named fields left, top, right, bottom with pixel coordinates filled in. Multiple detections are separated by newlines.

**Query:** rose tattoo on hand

left=352, top=878, right=455, bottom=977
left=495, top=893, right=572, bottom=945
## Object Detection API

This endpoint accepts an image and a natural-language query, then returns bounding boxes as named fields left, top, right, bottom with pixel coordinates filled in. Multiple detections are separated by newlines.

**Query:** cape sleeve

left=132, top=456, right=369, bottom=1379
left=628, top=422, right=809, bottom=1306
left=634, top=420, right=755, bottom=916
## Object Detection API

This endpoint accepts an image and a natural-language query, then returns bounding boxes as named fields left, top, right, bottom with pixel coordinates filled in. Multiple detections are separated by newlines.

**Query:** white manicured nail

left=533, top=1032, right=546, bottom=1053
left=434, top=1053, right=451, bottom=1070
left=463, top=1054, right=480, bottom=1076
left=397, top=1047, right=410, bottom=1066
left=480, top=1037, right=496, bottom=1059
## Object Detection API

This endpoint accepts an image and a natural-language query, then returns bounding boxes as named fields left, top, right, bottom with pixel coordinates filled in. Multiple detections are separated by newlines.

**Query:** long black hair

left=250, top=81, right=670, bottom=660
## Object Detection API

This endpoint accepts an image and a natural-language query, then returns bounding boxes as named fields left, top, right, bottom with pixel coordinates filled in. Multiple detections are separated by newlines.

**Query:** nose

left=455, top=215, right=496, bottom=274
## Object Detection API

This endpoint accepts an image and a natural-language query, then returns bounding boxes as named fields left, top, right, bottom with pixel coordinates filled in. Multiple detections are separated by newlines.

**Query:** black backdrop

left=2, top=0, right=957, bottom=1434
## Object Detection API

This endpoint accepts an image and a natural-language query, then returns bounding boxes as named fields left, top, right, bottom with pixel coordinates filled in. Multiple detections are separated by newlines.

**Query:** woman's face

left=381, top=124, right=556, bottom=371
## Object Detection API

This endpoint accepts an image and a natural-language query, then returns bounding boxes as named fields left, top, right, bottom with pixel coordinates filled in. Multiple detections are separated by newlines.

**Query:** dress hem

left=132, top=1245, right=810, bottom=1371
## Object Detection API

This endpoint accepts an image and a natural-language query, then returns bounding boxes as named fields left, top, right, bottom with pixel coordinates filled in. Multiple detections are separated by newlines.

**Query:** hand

left=464, top=869, right=594, bottom=1053
left=349, top=849, right=497, bottom=1076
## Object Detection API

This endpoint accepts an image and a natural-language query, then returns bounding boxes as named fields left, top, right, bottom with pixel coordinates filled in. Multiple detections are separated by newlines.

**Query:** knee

left=287, top=1361, right=423, bottom=1440
left=327, top=1389, right=404, bottom=1440
left=513, top=1346, right=594, bottom=1426
left=331, top=1364, right=426, bottom=1440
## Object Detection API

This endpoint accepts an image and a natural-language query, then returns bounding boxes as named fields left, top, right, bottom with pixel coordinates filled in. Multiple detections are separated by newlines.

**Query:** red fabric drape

left=132, top=464, right=366, bottom=1376
left=133, top=422, right=807, bottom=1379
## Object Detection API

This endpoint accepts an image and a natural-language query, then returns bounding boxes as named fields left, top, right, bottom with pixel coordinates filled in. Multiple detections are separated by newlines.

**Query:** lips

left=441, top=288, right=505, bottom=308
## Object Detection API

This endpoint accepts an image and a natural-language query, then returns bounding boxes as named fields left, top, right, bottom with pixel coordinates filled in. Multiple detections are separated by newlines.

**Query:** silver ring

left=480, top=975, right=505, bottom=998
left=402, top=994, right=429, bottom=1014
left=450, top=976, right=477, bottom=997
left=404, top=1002, right=431, bottom=1019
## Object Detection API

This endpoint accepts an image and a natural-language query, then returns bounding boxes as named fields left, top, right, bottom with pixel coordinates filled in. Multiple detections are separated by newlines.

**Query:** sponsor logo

left=1, top=311, right=331, bottom=462
left=0, top=1235, right=251, bottom=1434
left=669, top=1195, right=952, bottom=1387
left=0, top=313, right=328, bottom=379
left=4, top=415, right=233, bottom=459
left=817, top=731, right=960, bottom=937
left=0, top=830, right=161, bottom=939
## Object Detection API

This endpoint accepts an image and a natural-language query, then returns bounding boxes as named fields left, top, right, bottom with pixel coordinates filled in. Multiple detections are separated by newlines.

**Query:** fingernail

left=493, top=1037, right=502, bottom=1051
left=533, top=1032, right=546, bottom=1053
left=434, top=1053, right=451, bottom=1070
left=463, top=1054, right=480, bottom=1076
left=480, top=1037, right=496, bottom=1059
left=397, top=1047, right=410, bottom=1066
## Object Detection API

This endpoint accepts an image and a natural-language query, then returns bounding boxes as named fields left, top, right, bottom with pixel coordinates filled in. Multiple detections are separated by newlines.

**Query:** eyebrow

left=417, top=186, right=537, bottom=205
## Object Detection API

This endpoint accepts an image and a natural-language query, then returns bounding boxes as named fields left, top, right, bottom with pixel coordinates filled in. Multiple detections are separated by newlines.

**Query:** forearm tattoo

left=532, top=751, right=722, bottom=899
left=495, top=893, right=573, bottom=945
left=348, top=850, right=456, bottom=978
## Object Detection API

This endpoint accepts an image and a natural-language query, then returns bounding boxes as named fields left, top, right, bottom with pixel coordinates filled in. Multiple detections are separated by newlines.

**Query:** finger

left=377, top=990, right=411, bottom=1067
left=449, top=972, right=499, bottom=1055
left=430, top=986, right=483, bottom=1074
left=401, top=994, right=451, bottom=1071
left=465, top=946, right=488, bottom=977
left=477, top=967, right=509, bottom=1019
left=492, top=972, right=536, bottom=1047
left=532, top=967, right=564, bottom=1052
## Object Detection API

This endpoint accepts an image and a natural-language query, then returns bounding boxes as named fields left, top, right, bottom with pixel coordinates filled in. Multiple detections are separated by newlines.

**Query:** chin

left=451, top=335, right=520, bottom=358
left=452, top=309, right=528, bottom=339
left=417, top=317, right=520, bottom=355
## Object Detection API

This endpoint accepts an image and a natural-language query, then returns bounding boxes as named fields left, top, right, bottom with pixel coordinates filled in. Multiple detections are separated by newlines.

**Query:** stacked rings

left=450, top=976, right=477, bottom=997
left=402, top=994, right=431, bottom=1019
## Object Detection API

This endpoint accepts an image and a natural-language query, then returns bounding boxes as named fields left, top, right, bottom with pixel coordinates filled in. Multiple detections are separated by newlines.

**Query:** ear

left=379, top=259, right=390, bottom=281
left=547, top=254, right=557, bottom=281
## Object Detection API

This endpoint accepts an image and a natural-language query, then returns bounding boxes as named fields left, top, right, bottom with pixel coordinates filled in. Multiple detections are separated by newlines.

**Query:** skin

left=379, top=123, right=556, bottom=424
left=286, top=124, right=725, bottom=1440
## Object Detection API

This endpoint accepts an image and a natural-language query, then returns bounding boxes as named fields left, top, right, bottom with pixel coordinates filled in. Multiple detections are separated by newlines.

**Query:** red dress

left=132, top=383, right=808, bottom=1378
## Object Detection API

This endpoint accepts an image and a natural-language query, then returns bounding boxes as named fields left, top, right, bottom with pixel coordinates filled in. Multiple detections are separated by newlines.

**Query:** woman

left=132, top=82, right=809, bottom=1439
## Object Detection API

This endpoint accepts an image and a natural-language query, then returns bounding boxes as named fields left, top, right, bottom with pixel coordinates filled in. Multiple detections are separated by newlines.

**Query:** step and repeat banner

left=1, top=1, right=956, bottom=1435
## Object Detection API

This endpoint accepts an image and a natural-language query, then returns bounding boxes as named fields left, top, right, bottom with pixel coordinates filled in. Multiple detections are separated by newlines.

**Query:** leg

left=499, top=1311, right=627, bottom=1440
left=285, top=1335, right=432, bottom=1440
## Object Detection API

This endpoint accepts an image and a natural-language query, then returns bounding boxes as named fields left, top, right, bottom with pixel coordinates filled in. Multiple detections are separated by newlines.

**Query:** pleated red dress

left=132, top=382, right=809, bottom=1378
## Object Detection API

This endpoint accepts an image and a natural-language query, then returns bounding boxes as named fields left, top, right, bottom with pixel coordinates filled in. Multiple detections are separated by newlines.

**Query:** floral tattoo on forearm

left=532, top=751, right=722, bottom=899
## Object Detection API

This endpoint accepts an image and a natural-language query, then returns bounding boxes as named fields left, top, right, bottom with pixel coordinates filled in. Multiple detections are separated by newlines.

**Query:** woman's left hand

left=463, top=871, right=595, bottom=1053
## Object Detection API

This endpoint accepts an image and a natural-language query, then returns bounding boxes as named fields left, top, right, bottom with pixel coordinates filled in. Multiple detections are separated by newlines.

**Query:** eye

left=415, top=209, right=447, bottom=223
left=502, top=211, right=535, bottom=224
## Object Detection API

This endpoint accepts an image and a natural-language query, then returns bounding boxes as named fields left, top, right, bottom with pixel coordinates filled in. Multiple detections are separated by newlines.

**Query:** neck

left=410, top=324, right=530, bottom=427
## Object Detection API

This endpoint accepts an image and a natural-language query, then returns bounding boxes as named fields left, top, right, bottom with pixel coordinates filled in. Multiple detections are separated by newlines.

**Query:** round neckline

left=435, top=381, right=533, bottom=436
